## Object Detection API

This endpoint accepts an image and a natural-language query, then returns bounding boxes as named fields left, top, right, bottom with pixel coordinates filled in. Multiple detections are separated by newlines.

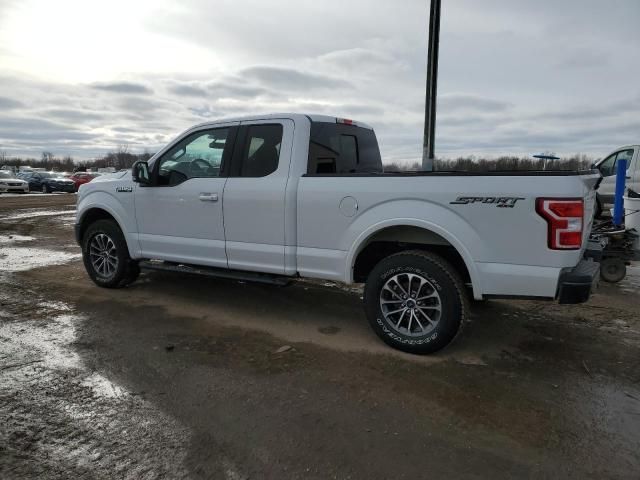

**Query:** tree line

left=384, top=154, right=595, bottom=172
left=0, top=146, right=152, bottom=172
left=1, top=148, right=596, bottom=173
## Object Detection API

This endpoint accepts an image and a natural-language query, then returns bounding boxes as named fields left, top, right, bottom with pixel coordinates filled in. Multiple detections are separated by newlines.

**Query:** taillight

left=536, top=198, right=584, bottom=250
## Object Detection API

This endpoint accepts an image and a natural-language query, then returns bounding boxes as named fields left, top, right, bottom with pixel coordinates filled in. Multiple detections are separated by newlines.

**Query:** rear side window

left=308, top=123, right=383, bottom=175
left=237, top=124, right=283, bottom=177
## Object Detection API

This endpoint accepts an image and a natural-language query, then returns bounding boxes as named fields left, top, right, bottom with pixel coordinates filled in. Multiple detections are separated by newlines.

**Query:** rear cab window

left=308, top=122, right=383, bottom=175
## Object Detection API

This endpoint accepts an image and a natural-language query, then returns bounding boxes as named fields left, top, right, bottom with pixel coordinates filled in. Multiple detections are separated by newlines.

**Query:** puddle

left=620, top=264, right=640, bottom=292
left=0, top=299, right=129, bottom=400
left=0, top=247, right=80, bottom=272
left=2, top=208, right=76, bottom=221
left=0, top=292, right=191, bottom=476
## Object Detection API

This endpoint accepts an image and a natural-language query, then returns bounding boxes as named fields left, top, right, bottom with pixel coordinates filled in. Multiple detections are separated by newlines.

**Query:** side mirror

left=132, top=161, right=151, bottom=185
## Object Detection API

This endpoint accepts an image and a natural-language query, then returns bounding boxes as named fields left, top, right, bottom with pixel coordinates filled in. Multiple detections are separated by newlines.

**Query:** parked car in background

left=0, top=170, right=29, bottom=194
left=1, top=165, right=18, bottom=175
left=595, top=146, right=639, bottom=216
left=70, top=172, right=99, bottom=191
left=28, top=172, right=76, bottom=193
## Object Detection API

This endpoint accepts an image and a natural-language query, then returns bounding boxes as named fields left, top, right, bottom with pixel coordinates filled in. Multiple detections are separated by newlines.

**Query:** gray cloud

left=439, top=94, right=512, bottom=113
left=239, top=66, right=352, bottom=91
left=0, top=116, right=98, bottom=143
left=209, top=81, right=268, bottom=99
left=0, top=96, right=23, bottom=109
left=45, top=109, right=106, bottom=122
left=167, top=83, right=209, bottom=97
left=90, top=82, right=153, bottom=95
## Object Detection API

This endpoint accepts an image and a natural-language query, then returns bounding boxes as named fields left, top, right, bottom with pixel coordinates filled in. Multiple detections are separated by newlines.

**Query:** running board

left=139, top=261, right=292, bottom=286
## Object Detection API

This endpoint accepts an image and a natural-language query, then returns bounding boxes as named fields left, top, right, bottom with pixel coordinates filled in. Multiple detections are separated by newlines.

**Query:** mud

left=1, top=195, right=639, bottom=479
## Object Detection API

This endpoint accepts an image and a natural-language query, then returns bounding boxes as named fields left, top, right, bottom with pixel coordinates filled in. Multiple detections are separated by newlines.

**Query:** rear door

left=222, top=119, right=294, bottom=274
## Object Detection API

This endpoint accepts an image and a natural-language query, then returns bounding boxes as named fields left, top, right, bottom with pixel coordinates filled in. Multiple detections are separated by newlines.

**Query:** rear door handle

left=199, top=193, right=219, bottom=202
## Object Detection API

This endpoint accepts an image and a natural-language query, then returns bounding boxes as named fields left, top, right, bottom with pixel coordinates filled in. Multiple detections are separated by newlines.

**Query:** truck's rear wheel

left=82, top=219, right=139, bottom=288
left=364, top=250, right=467, bottom=354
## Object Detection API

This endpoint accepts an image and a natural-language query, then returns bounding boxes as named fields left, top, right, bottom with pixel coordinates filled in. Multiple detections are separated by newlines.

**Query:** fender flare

left=345, top=218, right=483, bottom=299
left=77, top=193, right=139, bottom=258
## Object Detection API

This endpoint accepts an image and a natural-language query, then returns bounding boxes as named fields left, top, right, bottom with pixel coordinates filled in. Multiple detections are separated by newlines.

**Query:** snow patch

left=0, top=235, right=35, bottom=244
left=2, top=209, right=76, bottom=221
left=0, top=247, right=80, bottom=272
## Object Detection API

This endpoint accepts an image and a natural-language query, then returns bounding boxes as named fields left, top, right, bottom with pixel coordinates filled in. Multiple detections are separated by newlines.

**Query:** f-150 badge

left=450, top=196, right=525, bottom=208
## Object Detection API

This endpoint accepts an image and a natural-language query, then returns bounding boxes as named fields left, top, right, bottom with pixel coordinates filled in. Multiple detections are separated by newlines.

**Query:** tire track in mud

left=0, top=273, right=194, bottom=479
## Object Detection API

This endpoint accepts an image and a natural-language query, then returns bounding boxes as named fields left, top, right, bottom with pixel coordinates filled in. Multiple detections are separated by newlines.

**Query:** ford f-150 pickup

left=75, top=114, right=601, bottom=354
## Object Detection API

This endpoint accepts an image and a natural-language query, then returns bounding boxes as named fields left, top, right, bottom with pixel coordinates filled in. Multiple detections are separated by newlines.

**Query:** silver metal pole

left=422, top=0, right=441, bottom=172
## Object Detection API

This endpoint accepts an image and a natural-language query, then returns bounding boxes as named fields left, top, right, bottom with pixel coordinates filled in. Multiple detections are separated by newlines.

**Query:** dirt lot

left=1, top=194, right=639, bottom=479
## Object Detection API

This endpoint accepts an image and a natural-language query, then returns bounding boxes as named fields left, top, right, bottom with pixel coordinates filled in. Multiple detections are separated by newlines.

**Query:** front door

left=134, top=123, right=238, bottom=268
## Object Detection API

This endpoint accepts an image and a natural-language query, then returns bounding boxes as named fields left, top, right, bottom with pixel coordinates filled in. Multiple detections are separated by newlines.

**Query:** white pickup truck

left=75, top=114, right=601, bottom=354
left=594, top=145, right=639, bottom=215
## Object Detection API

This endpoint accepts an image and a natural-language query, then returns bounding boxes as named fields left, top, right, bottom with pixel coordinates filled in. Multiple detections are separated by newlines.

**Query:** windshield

left=0, top=171, right=15, bottom=179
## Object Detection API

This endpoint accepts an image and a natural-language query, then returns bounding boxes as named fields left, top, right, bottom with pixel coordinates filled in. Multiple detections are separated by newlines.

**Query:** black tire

left=82, top=219, right=139, bottom=288
left=119, top=261, right=141, bottom=287
left=600, top=257, right=627, bottom=283
left=364, top=250, right=467, bottom=355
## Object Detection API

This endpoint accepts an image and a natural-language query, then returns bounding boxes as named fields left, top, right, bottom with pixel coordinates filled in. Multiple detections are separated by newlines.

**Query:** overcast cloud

left=0, top=0, right=638, bottom=162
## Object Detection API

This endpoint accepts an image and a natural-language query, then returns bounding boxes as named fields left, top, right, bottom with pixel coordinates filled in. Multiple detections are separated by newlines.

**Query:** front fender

left=76, top=189, right=139, bottom=258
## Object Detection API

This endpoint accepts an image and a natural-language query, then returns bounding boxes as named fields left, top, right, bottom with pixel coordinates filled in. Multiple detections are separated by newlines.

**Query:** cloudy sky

left=0, top=0, right=638, bottom=163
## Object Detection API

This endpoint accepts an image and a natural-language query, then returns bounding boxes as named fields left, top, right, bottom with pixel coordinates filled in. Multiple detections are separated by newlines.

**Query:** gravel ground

left=1, top=194, right=639, bottom=479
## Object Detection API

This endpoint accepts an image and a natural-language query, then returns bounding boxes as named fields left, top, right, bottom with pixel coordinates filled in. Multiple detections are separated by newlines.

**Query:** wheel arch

left=77, top=205, right=138, bottom=258
left=348, top=220, right=482, bottom=299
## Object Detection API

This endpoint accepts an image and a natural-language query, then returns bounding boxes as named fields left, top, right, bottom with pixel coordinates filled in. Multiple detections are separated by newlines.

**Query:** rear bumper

left=557, top=260, right=600, bottom=305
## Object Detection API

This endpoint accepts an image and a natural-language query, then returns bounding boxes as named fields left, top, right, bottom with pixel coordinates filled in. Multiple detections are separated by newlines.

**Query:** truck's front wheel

left=82, top=219, right=139, bottom=288
left=364, top=250, right=467, bottom=354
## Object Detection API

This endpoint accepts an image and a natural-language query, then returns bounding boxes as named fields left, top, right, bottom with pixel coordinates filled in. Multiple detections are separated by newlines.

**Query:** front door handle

left=199, top=193, right=219, bottom=202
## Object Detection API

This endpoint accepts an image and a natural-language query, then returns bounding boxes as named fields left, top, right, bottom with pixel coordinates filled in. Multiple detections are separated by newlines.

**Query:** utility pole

left=422, top=0, right=441, bottom=171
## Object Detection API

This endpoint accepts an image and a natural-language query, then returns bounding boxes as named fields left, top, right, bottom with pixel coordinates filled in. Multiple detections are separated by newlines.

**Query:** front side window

left=157, top=128, right=230, bottom=186
left=238, top=124, right=283, bottom=177
left=598, top=153, right=617, bottom=177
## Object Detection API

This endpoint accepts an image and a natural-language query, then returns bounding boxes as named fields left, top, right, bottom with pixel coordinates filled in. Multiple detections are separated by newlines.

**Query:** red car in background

left=70, top=173, right=99, bottom=191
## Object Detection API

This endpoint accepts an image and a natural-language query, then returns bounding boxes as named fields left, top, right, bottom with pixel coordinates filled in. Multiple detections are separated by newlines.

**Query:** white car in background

left=595, top=146, right=639, bottom=215
left=0, top=170, right=29, bottom=194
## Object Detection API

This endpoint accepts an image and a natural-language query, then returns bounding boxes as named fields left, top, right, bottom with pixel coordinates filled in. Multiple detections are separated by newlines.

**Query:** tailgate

left=580, top=171, right=602, bottom=251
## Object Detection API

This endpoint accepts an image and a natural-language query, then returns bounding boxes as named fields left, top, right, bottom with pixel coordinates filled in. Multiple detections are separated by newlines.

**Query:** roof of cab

left=189, top=113, right=374, bottom=131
